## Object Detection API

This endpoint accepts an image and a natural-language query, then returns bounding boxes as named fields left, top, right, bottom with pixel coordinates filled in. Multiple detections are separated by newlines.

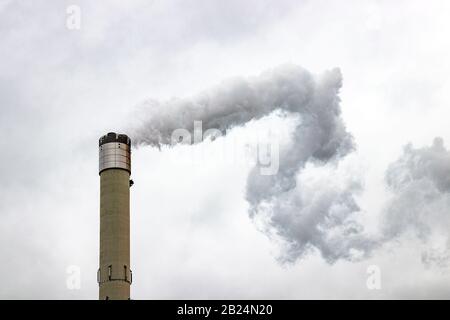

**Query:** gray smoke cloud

left=131, top=64, right=377, bottom=263
left=132, top=65, right=345, bottom=148
left=382, top=137, right=450, bottom=268
left=130, top=64, right=450, bottom=266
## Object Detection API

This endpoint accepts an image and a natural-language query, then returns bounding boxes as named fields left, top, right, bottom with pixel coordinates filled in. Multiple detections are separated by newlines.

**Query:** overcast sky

left=1, top=0, right=450, bottom=299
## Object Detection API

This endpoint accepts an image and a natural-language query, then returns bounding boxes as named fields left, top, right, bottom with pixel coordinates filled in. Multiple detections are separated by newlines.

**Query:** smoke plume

left=131, top=64, right=377, bottom=263
left=382, top=137, right=450, bottom=268
left=130, top=64, right=450, bottom=266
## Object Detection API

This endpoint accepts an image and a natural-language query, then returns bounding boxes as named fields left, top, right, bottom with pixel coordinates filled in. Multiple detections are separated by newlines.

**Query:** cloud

left=1, top=0, right=450, bottom=299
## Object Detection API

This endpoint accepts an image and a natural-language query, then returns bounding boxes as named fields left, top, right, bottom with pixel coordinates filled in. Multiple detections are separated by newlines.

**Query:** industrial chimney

left=98, top=132, right=132, bottom=300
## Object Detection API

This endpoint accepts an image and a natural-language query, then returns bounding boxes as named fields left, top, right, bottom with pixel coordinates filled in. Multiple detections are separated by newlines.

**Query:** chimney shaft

left=98, top=132, right=132, bottom=300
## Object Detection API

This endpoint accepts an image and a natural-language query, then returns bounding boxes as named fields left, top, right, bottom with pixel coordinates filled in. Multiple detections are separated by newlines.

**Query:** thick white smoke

left=382, top=137, right=450, bottom=268
left=131, top=64, right=376, bottom=263
left=130, top=64, right=450, bottom=266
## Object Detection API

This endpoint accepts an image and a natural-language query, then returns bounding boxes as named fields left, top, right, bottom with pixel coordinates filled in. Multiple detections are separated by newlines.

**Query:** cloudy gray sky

left=1, top=0, right=450, bottom=299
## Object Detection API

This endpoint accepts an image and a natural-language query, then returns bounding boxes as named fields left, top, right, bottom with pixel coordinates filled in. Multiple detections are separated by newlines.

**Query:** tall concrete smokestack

left=97, top=132, right=132, bottom=300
